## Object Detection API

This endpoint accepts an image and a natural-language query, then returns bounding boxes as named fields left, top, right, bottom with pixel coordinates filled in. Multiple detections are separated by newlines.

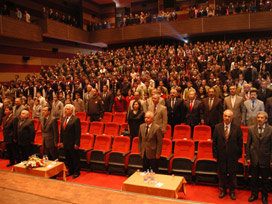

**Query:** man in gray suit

left=138, top=111, right=163, bottom=173
left=41, top=106, right=59, bottom=160
left=246, top=111, right=272, bottom=204
left=148, top=94, right=167, bottom=134
left=13, top=98, right=26, bottom=118
left=51, top=95, right=63, bottom=120
left=83, top=85, right=93, bottom=111
left=223, top=85, right=244, bottom=126
left=243, top=89, right=265, bottom=126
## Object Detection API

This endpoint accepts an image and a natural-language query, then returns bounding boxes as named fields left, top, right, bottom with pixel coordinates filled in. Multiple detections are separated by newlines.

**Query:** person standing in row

left=17, top=110, right=35, bottom=161
left=41, top=106, right=59, bottom=160
left=3, top=106, right=19, bottom=166
left=138, top=111, right=162, bottom=173
left=213, top=109, right=243, bottom=200
left=60, top=104, right=81, bottom=179
left=87, top=88, right=104, bottom=122
left=246, top=111, right=272, bottom=204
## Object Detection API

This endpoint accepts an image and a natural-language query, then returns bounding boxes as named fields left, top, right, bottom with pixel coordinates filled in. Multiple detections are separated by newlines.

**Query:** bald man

left=213, top=109, right=243, bottom=200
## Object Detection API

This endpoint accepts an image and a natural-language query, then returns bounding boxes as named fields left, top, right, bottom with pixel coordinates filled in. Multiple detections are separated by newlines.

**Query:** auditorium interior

left=0, top=0, right=272, bottom=203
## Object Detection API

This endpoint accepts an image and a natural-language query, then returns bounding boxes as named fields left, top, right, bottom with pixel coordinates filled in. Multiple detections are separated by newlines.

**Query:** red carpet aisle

left=0, top=158, right=270, bottom=204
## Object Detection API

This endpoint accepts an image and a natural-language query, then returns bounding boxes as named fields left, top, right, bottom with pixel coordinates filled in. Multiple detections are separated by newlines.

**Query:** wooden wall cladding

left=89, top=28, right=123, bottom=43
left=203, top=14, right=249, bottom=33
left=250, top=12, right=272, bottom=30
left=0, top=16, right=42, bottom=41
left=46, top=19, right=89, bottom=42
left=123, top=23, right=161, bottom=41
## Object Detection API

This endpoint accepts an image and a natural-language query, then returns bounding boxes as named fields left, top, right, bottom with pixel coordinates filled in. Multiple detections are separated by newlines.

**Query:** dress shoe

left=72, top=173, right=80, bottom=179
left=248, top=194, right=258, bottom=202
left=6, top=163, right=14, bottom=167
left=67, top=172, right=74, bottom=177
left=219, top=190, right=226, bottom=198
left=262, top=196, right=268, bottom=204
left=230, top=192, right=236, bottom=200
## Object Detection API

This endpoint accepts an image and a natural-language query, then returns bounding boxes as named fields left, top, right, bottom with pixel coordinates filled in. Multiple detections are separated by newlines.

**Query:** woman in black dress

left=127, top=101, right=145, bottom=146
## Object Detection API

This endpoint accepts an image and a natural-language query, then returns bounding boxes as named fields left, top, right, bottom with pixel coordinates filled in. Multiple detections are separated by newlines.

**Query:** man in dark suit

left=101, top=85, right=114, bottom=112
left=213, top=109, right=243, bottom=200
left=17, top=110, right=35, bottom=161
left=165, top=89, right=184, bottom=133
left=202, top=87, right=223, bottom=133
left=60, top=104, right=81, bottom=179
left=257, top=81, right=272, bottom=104
left=3, top=106, right=19, bottom=166
left=185, top=90, right=203, bottom=136
left=138, top=111, right=163, bottom=173
left=246, top=111, right=272, bottom=204
left=41, top=106, right=59, bottom=160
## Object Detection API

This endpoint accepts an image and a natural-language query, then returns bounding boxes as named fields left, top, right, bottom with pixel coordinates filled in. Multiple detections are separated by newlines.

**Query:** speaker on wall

left=22, top=56, right=30, bottom=61
left=52, top=48, right=58, bottom=53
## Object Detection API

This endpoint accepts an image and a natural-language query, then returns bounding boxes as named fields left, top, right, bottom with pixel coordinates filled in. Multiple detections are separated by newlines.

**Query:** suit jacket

left=213, top=123, right=243, bottom=172
left=138, top=123, right=163, bottom=159
left=243, top=99, right=264, bottom=125
left=265, top=97, right=272, bottom=125
left=13, top=105, right=26, bottom=118
left=83, top=91, right=93, bottom=111
left=202, top=97, right=223, bottom=126
left=73, top=98, right=85, bottom=112
left=101, top=91, right=114, bottom=112
left=148, top=103, right=168, bottom=133
left=185, top=99, right=203, bottom=126
left=60, top=115, right=81, bottom=149
left=17, top=118, right=35, bottom=146
left=165, top=98, right=185, bottom=125
left=223, top=95, right=244, bottom=126
left=41, top=116, right=59, bottom=148
left=257, top=88, right=272, bottom=104
left=3, top=114, right=18, bottom=144
left=51, top=100, right=63, bottom=119
left=246, top=124, right=272, bottom=168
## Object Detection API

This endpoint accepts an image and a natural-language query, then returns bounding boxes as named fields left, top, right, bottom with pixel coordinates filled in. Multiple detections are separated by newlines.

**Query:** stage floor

left=0, top=171, right=205, bottom=204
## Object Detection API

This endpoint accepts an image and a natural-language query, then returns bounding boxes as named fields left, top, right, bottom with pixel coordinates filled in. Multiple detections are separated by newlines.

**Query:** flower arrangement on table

left=22, top=155, right=47, bottom=169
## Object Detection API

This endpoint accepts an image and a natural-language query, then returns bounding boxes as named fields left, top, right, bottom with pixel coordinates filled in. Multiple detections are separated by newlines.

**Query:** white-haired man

left=59, top=104, right=81, bottom=179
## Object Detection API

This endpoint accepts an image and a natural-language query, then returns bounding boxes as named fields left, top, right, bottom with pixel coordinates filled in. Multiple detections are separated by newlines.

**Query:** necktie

left=145, top=125, right=149, bottom=137
left=231, top=96, right=235, bottom=108
left=209, top=98, right=213, bottom=110
left=225, top=126, right=229, bottom=141
left=154, top=106, right=157, bottom=113
left=190, top=101, right=193, bottom=111
left=252, top=101, right=255, bottom=109
left=258, top=127, right=263, bottom=138
left=171, top=99, right=174, bottom=109
left=63, top=118, right=68, bottom=130
left=44, top=118, right=47, bottom=127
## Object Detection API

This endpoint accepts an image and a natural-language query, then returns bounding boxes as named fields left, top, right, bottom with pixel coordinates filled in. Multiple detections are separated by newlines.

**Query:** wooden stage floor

left=0, top=171, right=206, bottom=204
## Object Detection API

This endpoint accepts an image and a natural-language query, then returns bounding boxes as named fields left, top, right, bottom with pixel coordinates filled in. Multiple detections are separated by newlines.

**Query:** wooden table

left=12, top=161, right=67, bottom=181
left=122, top=172, right=186, bottom=199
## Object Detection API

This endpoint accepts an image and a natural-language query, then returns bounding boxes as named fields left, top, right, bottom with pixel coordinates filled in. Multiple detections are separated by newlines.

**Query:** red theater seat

left=158, top=138, right=173, bottom=173
left=112, top=112, right=126, bottom=124
left=76, top=112, right=87, bottom=122
left=101, top=112, right=113, bottom=123
left=126, top=137, right=142, bottom=175
left=89, top=135, right=112, bottom=172
left=169, top=139, right=195, bottom=181
left=194, top=141, right=217, bottom=184
left=104, top=122, right=119, bottom=137
left=80, top=121, right=90, bottom=134
left=172, top=125, right=191, bottom=141
left=193, top=125, right=211, bottom=141
left=164, top=124, right=172, bottom=139
left=107, top=136, right=130, bottom=174
left=89, top=122, right=104, bottom=135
